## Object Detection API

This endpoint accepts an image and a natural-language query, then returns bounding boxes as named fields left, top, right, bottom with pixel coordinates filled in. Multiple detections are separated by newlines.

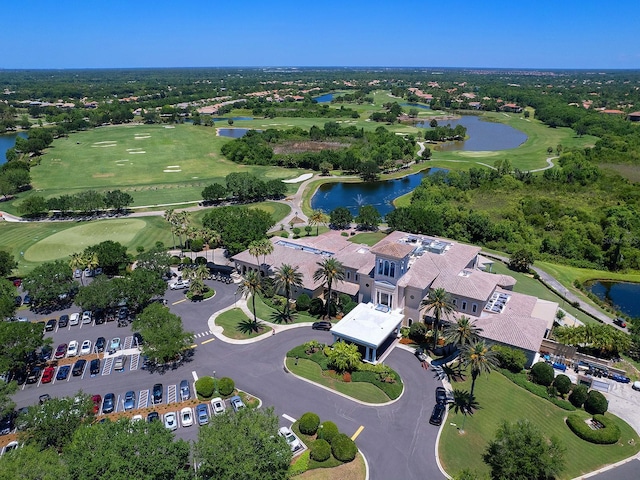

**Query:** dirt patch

left=92, top=173, right=115, bottom=178
left=600, top=163, right=640, bottom=183
left=273, top=141, right=350, bottom=155
left=296, top=452, right=366, bottom=480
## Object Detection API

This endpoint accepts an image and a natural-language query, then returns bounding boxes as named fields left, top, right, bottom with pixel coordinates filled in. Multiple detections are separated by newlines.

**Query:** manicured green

left=254, top=294, right=317, bottom=324
left=214, top=308, right=272, bottom=339
left=348, top=232, right=387, bottom=246
left=439, top=369, right=639, bottom=479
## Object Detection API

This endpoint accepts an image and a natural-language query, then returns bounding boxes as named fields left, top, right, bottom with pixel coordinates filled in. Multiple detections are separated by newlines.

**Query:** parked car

left=196, top=404, right=209, bottom=425
left=94, top=309, right=106, bottom=325
left=278, top=426, right=302, bottom=452
left=179, top=380, right=190, bottom=401
left=169, top=279, right=190, bottom=290
left=147, top=411, right=160, bottom=422
left=118, top=307, right=129, bottom=321
left=131, top=414, right=143, bottom=422
left=113, top=356, right=127, bottom=372
left=81, top=311, right=92, bottom=324
left=613, top=317, right=627, bottom=328
left=89, top=358, right=100, bottom=376
left=180, top=407, right=193, bottom=427
left=91, top=394, right=102, bottom=414
left=41, top=366, right=55, bottom=384
left=633, top=381, right=640, bottom=391
left=83, top=268, right=93, bottom=278
left=38, top=346, right=52, bottom=362
left=124, top=391, right=136, bottom=411
left=435, top=387, right=448, bottom=405
left=44, top=318, right=56, bottom=332
left=38, top=394, right=50, bottom=404
left=610, top=373, right=631, bottom=383
left=429, top=403, right=446, bottom=426
left=311, top=321, right=332, bottom=331
left=80, top=340, right=92, bottom=355
left=102, top=393, right=115, bottom=414
left=152, top=383, right=163, bottom=404
left=229, top=395, right=245, bottom=412
left=69, top=313, right=80, bottom=326
left=26, top=366, right=41, bottom=384
left=14, top=295, right=22, bottom=307
left=0, top=412, right=15, bottom=435
left=56, top=365, right=71, bottom=381
left=67, top=340, right=79, bottom=357
left=58, top=314, right=69, bottom=328
left=210, top=397, right=226, bottom=415
left=22, top=295, right=31, bottom=305
left=109, top=338, right=121, bottom=352
left=54, top=343, right=67, bottom=360
left=72, top=359, right=86, bottom=376
left=74, top=269, right=82, bottom=278
left=164, top=412, right=178, bottom=431
left=95, top=337, right=106, bottom=353
left=133, top=332, right=144, bottom=346
left=3, top=441, right=19, bottom=453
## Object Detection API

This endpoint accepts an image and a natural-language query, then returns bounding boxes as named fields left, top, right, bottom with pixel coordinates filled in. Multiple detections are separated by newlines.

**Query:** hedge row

left=287, top=345, right=331, bottom=370
left=566, top=414, right=621, bottom=444
left=499, top=368, right=576, bottom=411
left=351, top=370, right=403, bottom=400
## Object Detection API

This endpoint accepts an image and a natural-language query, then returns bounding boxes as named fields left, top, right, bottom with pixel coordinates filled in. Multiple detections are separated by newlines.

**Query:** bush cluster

left=331, top=434, right=358, bottom=462
left=309, top=297, right=324, bottom=316
left=569, top=384, right=589, bottom=408
left=299, top=412, right=320, bottom=435
left=195, top=376, right=215, bottom=398
left=295, top=293, right=311, bottom=311
left=408, top=322, right=428, bottom=343
left=499, top=368, right=576, bottom=411
left=310, top=439, right=331, bottom=462
left=552, top=374, right=572, bottom=396
left=530, top=362, right=555, bottom=386
left=317, top=421, right=339, bottom=444
left=492, top=345, right=527, bottom=373
left=217, top=377, right=235, bottom=397
left=566, top=414, right=621, bottom=444
left=584, top=390, right=608, bottom=415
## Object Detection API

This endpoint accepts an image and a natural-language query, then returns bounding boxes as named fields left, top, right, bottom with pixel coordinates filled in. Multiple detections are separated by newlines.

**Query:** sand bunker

left=283, top=173, right=314, bottom=183
left=129, top=151, right=146, bottom=154
left=93, top=141, right=117, bottom=144
left=91, top=144, right=117, bottom=148
left=93, top=173, right=115, bottom=178
left=164, top=126, right=175, bottom=129
left=163, top=169, right=182, bottom=173
left=166, top=165, right=180, bottom=168
left=134, top=135, right=151, bottom=139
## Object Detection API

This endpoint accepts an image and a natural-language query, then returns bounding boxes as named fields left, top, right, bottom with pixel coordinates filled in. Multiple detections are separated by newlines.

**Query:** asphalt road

left=11, top=278, right=445, bottom=480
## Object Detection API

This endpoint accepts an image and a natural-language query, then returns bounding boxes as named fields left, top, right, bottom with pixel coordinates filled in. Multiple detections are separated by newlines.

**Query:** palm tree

left=274, top=264, right=303, bottom=322
left=236, top=270, right=263, bottom=327
left=461, top=340, right=498, bottom=403
left=164, top=209, right=177, bottom=248
left=248, top=240, right=263, bottom=273
left=421, top=288, right=455, bottom=350
left=313, top=258, right=345, bottom=319
left=69, top=252, right=86, bottom=284
left=444, top=316, right=483, bottom=347
left=176, top=211, right=190, bottom=250
left=84, top=251, right=99, bottom=274
left=258, top=238, right=274, bottom=266
left=202, top=228, right=221, bottom=263
left=309, top=209, right=329, bottom=236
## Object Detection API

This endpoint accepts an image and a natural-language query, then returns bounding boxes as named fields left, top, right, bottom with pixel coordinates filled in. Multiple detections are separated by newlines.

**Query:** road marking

left=282, top=414, right=297, bottom=423
left=130, top=353, right=140, bottom=371
left=201, top=338, right=215, bottom=345
left=192, top=371, right=199, bottom=381
left=167, top=384, right=177, bottom=404
left=194, top=331, right=212, bottom=339
left=172, top=299, right=187, bottom=305
left=189, top=344, right=197, bottom=349
left=351, top=426, right=364, bottom=441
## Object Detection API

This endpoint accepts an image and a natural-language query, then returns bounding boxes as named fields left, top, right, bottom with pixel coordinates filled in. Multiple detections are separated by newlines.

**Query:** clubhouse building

left=232, top=230, right=556, bottom=366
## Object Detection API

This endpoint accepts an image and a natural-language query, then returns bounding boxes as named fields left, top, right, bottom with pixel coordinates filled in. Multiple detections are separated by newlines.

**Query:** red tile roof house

left=233, top=230, right=556, bottom=365
left=628, top=111, right=640, bottom=122
left=500, top=103, right=523, bottom=113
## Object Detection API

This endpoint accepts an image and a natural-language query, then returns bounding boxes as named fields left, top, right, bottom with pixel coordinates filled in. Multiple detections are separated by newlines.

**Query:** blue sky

left=2, top=0, right=639, bottom=69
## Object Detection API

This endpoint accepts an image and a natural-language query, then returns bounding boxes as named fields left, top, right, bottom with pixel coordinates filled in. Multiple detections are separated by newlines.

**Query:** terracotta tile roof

left=370, top=241, right=414, bottom=259
left=431, top=270, right=497, bottom=302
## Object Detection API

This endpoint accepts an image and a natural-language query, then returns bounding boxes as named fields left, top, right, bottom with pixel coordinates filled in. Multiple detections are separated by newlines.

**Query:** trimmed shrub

left=530, top=362, right=554, bottom=386
left=309, top=298, right=324, bottom=316
left=566, top=414, right=621, bottom=444
left=309, top=439, right=331, bottom=462
left=190, top=238, right=204, bottom=252
left=194, top=256, right=207, bottom=265
left=569, top=384, right=589, bottom=408
left=553, top=374, right=572, bottom=396
left=584, top=390, right=608, bottom=415
left=296, top=293, right=311, bottom=311
left=409, top=322, right=428, bottom=343
left=299, top=412, right=321, bottom=435
left=331, top=433, right=358, bottom=462
left=170, top=255, right=181, bottom=265
left=317, top=421, right=340, bottom=444
left=217, top=377, right=235, bottom=397
left=195, top=376, right=215, bottom=398
left=493, top=345, right=527, bottom=373
left=181, top=256, right=192, bottom=265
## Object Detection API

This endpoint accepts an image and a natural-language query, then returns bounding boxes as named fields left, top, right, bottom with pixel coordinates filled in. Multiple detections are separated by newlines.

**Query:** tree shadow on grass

left=432, top=362, right=466, bottom=383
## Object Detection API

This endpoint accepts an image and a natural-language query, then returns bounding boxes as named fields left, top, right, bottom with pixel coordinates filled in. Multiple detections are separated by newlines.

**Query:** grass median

left=215, top=308, right=272, bottom=340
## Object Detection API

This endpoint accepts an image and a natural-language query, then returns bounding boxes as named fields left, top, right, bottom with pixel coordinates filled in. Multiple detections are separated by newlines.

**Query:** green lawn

left=253, top=294, right=318, bottom=325
left=285, top=358, right=390, bottom=404
left=439, top=370, right=640, bottom=479
left=348, top=232, right=387, bottom=246
left=190, top=201, right=291, bottom=227
left=214, top=308, right=272, bottom=339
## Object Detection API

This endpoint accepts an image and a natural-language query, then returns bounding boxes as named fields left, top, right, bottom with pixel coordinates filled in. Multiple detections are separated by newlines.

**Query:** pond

left=311, top=168, right=447, bottom=217
left=313, top=93, right=336, bottom=103
left=212, top=116, right=254, bottom=122
left=217, top=128, right=259, bottom=138
left=415, top=115, right=527, bottom=151
left=589, top=281, right=640, bottom=318
left=401, top=102, right=431, bottom=110
left=0, top=132, right=27, bottom=165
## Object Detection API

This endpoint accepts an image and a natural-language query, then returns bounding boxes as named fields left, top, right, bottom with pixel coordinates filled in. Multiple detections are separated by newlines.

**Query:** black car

left=45, top=318, right=57, bottom=332
left=38, top=346, right=53, bottom=362
left=312, top=321, right=332, bottom=331
left=435, top=387, right=448, bottom=405
left=0, top=412, right=14, bottom=435
left=89, top=358, right=101, bottom=376
left=147, top=411, right=160, bottom=422
left=11, top=368, right=27, bottom=385
left=72, top=359, right=86, bottom=376
left=95, top=337, right=106, bottom=353
left=613, top=317, right=627, bottom=328
left=429, top=403, right=446, bottom=426
left=56, top=365, right=71, bottom=381
left=14, top=296, right=22, bottom=306
left=94, top=308, right=106, bottom=325
left=152, top=383, right=163, bottom=404
left=102, top=393, right=115, bottom=414
left=58, top=314, right=69, bottom=328
left=118, top=307, right=129, bottom=320
left=26, top=366, right=41, bottom=384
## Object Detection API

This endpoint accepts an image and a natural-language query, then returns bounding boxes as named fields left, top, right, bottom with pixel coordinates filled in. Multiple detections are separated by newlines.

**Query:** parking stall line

left=282, top=414, right=297, bottom=423
left=115, top=394, right=121, bottom=413
left=130, top=353, right=140, bottom=371
left=102, top=357, right=114, bottom=376
left=192, top=371, right=199, bottom=381
left=167, top=385, right=177, bottom=404
left=139, top=390, right=149, bottom=409
left=123, top=336, right=133, bottom=350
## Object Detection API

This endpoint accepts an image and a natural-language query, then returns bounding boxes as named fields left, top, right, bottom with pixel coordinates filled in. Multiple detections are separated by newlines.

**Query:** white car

left=164, top=412, right=178, bottom=431
left=81, top=311, right=92, bottom=324
left=210, top=397, right=226, bottom=415
left=170, top=279, right=190, bottom=290
left=278, top=426, right=302, bottom=452
left=180, top=407, right=193, bottom=427
left=633, top=381, right=640, bottom=391
left=69, top=313, right=80, bottom=326
left=80, top=340, right=92, bottom=355
left=67, top=340, right=79, bottom=357
left=131, top=414, right=143, bottom=422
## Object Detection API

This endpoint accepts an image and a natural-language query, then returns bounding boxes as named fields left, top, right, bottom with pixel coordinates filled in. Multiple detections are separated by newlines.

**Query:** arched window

left=408, top=318, right=413, bottom=326
left=383, top=260, right=390, bottom=276
left=378, top=260, right=383, bottom=275
left=390, top=262, right=395, bottom=278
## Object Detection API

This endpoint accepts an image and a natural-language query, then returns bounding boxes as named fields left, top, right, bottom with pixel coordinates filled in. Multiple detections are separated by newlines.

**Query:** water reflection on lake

left=217, top=128, right=259, bottom=138
left=0, top=132, right=27, bottom=165
left=311, top=168, right=447, bottom=217
left=589, top=281, right=640, bottom=318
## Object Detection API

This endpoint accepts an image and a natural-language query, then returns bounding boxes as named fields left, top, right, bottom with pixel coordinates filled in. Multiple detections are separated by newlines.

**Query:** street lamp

left=213, top=370, right=218, bottom=395
left=234, top=291, right=237, bottom=308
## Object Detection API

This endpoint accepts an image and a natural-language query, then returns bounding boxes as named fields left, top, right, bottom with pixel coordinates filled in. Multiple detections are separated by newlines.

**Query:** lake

left=415, top=115, right=527, bottom=151
left=589, top=281, right=640, bottom=318
left=0, top=132, right=27, bottom=165
left=212, top=117, right=254, bottom=122
left=311, top=168, right=446, bottom=217
left=313, top=93, right=336, bottom=103
left=217, top=128, right=258, bottom=138
left=401, top=102, right=431, bottom=110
